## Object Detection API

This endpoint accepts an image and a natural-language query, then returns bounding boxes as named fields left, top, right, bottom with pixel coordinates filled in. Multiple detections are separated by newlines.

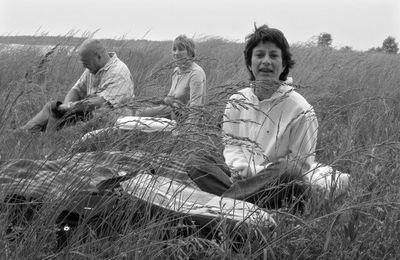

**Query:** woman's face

left=250, top=41, right=285, bottom=81
left=172, top=42, right=189, bottom=62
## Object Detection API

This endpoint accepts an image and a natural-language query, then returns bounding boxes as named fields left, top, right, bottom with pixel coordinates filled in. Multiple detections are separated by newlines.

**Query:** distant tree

left=382, top=36, right=398, bottom=54
left=367, top=46, right=383, bottom=53
left=340, top=46, right=352, bottom=51
left=318, top=33, right=332, bottom=47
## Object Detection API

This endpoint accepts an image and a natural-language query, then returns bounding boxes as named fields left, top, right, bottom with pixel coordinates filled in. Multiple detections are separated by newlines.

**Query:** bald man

left=22, top=39, right=134, bottom=132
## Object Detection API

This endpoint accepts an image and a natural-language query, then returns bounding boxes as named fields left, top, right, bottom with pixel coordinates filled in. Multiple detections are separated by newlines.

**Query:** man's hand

left=163, top=96, right=174, bottom=105
left=58, top=102, right=72, bottom=111
left=63, top=95, right=108, bottom=113
left=83, top=95, right=108, bottom=110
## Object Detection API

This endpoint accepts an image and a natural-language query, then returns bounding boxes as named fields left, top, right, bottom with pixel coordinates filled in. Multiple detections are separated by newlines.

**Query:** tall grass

left=1, top=35, right=400, bottom=259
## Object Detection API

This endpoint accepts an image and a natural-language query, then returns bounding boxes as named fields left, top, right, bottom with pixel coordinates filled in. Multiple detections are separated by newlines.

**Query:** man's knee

left=21, top=101, right=58, bottom=132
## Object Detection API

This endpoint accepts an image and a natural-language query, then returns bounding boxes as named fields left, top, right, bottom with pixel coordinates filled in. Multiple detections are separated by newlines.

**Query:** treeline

left=0, top=35, right=85, bottom=46
left=0, top=35, right=171, bottom=49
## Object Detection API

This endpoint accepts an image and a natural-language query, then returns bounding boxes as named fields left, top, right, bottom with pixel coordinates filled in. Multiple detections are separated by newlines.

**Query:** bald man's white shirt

left=72, top=52, right=134, bottom=106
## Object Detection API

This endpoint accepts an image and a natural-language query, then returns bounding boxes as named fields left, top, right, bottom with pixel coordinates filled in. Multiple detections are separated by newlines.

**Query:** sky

left=1, top=0, right=399, bottom=51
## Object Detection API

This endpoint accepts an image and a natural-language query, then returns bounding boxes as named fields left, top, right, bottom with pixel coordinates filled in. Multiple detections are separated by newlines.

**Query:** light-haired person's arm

left=184, top=70, right=207, bottom=124
left=188, top=72, right=206, bottom=106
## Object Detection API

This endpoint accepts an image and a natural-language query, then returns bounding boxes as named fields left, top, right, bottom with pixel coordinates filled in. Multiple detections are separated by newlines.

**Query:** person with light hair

left=21, top=39, right=134, bottom=132
left=135, top=35, right=206, bottom=121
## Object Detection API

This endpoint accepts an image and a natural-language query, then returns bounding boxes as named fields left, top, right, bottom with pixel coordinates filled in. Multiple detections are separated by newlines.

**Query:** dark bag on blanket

left=222, top=161, right=311, bottom=212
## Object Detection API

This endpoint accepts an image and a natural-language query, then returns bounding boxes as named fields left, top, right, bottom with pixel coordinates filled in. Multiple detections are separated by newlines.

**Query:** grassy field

left=1, top=36, right=400, bottom=259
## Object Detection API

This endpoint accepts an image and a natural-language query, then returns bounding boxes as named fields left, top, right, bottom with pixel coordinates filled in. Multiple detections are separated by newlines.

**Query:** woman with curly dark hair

left=185, top=25, right=318, bottom=210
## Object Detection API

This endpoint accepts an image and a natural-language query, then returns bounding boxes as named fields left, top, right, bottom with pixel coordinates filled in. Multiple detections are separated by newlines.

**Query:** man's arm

left=63, top=88, right=81, bottom=103
left=59, top=94, right=109, bottom=113
left=58, top=70, right=90, bottom=112
left=58, top=69, right=100, bottom=112
left=65, top=69, right=89, bottom=103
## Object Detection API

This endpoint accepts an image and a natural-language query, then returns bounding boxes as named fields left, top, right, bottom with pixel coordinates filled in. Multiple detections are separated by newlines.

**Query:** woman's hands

left=229, top=164, right=252, bottom=182
left=163, top=96, right=182, bottom=108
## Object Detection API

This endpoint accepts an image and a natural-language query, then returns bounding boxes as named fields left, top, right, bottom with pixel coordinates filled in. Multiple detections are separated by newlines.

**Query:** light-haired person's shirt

left=71, top=52, right=134, bottom=107
left=223, top=85, right=318, bottom=178
left=167, top=62, right=206, bottom=106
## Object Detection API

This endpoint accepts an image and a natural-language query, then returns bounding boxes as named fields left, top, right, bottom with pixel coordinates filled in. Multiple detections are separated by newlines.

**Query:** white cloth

left=285, top=76, right=293, bottom=84
left=80, top=116, right=176, bottom=141
left=71, top=52, right=134, bottom=106
left=223, top=85, right=318, bottom=177
left=115, top=116, right=176, bottom=132
left=307, top=163, right=350, bottom=192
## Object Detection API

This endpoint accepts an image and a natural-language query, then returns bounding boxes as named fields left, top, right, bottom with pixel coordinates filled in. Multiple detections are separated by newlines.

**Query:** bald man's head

left=78, top=39, right=110, bottom=74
